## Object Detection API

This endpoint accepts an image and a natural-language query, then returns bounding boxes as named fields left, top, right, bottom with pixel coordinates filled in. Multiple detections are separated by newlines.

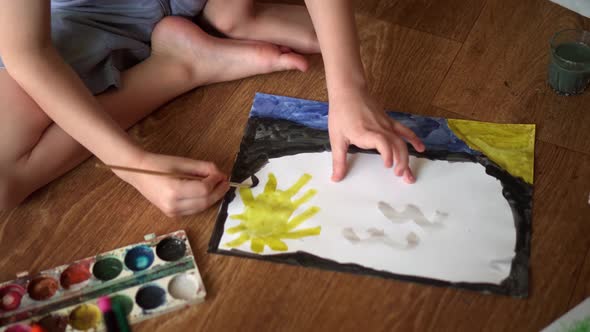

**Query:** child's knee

left=213, top=14, right=251, bottom=37
left=204, top=1, right=254, bottom=37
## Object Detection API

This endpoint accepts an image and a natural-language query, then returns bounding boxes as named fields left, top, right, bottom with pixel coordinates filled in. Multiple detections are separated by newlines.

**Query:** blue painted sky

left=250, top=93, right=477, bottom=154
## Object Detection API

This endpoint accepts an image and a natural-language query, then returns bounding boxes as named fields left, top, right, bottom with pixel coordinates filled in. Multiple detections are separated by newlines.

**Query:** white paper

left=220, top=152, right=516, bottom=284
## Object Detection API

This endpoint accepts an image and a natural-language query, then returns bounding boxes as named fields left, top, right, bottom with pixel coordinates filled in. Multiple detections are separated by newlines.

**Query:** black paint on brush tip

left=249, top=175, right=260, bottom=188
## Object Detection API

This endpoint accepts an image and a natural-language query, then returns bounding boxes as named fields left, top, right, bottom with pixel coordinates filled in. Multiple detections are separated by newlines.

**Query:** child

left=0, top=0, right=425, bottom=216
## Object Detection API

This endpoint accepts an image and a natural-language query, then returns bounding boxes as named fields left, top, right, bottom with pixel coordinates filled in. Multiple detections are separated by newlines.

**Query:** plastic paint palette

left=0, top=230, right=205, bottom=331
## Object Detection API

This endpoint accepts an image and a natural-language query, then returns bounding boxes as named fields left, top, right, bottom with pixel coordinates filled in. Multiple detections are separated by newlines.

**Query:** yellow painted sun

left=224, top=173, right=321, bottom=253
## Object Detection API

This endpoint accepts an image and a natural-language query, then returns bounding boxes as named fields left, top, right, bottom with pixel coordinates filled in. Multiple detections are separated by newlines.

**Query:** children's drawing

left=210, top=93, right=534, bottom=297
left=224, top=173, right=321, bottom=253
left=377, top=201, right=448, bottom=227
left=447, top=119, right=535, bottom=183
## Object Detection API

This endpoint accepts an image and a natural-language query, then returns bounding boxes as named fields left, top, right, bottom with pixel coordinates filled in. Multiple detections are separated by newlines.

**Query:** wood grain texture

left=355, top=0, right=487, bottom=42
left=356, top=15, right=462, bottom=115
left=1, top=0, right=590, bottom=331
left=432, top=0, right=590, bottom=154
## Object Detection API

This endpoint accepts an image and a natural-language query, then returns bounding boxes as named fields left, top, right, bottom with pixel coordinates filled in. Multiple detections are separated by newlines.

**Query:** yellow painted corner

left=447, top=119, right=535, bottom=184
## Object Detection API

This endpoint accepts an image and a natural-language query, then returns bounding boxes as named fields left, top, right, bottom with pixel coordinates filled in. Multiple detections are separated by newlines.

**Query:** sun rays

left=224, top=173, right=321, bottom=253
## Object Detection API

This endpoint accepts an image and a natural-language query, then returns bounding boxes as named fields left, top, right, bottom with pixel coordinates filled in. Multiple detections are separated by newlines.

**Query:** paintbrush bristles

left=95, top=163, right=249, bottom=188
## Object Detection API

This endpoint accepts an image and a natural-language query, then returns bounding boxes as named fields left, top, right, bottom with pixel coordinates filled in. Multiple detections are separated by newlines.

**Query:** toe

left=276, top=52, right=309, bottom=72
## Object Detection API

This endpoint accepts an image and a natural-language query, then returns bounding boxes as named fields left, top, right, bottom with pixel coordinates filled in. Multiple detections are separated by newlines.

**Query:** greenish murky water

left=548, top=42, right=590, bottom=95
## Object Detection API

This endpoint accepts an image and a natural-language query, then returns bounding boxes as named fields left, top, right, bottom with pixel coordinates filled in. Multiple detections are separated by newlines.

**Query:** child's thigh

left=0, top=70, right=52, bottom=164
left=47, top=1, right=206, bottom=95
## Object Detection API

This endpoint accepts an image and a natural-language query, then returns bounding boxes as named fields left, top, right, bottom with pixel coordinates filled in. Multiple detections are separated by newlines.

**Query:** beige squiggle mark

left=378, top=201, right=448, bottom=227
left=342, top=227, right=419, bottom=249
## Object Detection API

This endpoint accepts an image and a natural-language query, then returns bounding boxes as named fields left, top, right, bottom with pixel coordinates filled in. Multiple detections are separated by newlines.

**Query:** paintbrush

left=98, top=296, right=119, bottom=332
left=95, top=163, right=249, bottom=188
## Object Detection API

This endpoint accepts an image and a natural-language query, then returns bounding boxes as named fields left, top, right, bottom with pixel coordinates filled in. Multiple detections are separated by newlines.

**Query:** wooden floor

left=1, top=0, right=590, bottom=331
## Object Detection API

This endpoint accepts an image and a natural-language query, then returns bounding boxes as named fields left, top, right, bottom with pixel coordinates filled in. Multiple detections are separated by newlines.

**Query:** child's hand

left=328, top=89, right=425, bottom=184
left=115, top=153, right=229, bottom=217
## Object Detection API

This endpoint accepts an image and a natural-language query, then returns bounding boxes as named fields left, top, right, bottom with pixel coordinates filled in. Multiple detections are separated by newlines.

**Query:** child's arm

left=0, top=2, right=227, bottom=216
left=304, top=0, right=425, bottom=183
left=0, top=2, right=142, bottom=166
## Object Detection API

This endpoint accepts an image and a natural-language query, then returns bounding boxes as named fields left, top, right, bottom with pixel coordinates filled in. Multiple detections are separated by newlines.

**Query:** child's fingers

left=392, top=136, right=409, bottom=177
left=330, top=138, right=349, bottom=182
left=167, top=198, right=206, bottom=217
left=174, top=173, right=223, bottom=199
left=205, top=180, right=230, bottom=207
left=172, top=157, right=224, bottom=178
left=384, top=133, right=401, bottom=176
left=393, top=122, right=425, bottom=152
left=373, top=134, right=393, bottom=168
left=170, top=157, right=227, bottom=197
left=403, top=168, right=416, bottom=184
left=175, top=181, right=230, bottom=216
left=279, top=46, right=293, bottom=53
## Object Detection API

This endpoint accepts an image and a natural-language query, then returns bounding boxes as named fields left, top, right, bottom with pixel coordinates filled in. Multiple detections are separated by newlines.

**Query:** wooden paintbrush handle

left=95, top=163, right=248, bottom=188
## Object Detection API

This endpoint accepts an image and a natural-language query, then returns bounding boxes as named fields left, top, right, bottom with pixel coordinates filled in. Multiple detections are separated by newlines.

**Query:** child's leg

left=202, top=0, right=320, bottom=54
left=0, top=16, right=307, bottom=209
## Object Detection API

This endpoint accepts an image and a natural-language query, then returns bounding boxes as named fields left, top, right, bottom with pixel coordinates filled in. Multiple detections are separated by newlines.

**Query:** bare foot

left=150, top=16, right=308, bottom=87
left=203, top=2, right=320, bottom=54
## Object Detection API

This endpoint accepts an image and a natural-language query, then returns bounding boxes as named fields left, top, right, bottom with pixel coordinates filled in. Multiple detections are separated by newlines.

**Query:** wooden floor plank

left=355, top=0, right=487, bottom=42
left=432, top=0, right=590, bottom=155
left=356, top=16, right=462, bottom=115
left=262, top=0, right=486, bottom=42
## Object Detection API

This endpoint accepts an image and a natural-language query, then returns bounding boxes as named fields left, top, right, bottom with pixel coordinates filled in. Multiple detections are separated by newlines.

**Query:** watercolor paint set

left=0, top=230, right=205, bottom=331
